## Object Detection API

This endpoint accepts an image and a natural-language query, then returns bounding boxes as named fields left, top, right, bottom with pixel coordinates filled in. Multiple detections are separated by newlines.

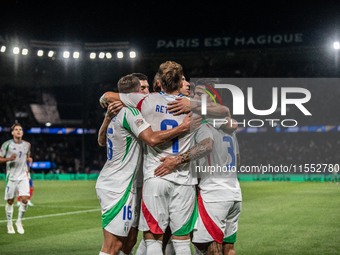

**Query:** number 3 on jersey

left=160, top=119, right=179, bottom=153
left=223, top=136, right=235, bottom=169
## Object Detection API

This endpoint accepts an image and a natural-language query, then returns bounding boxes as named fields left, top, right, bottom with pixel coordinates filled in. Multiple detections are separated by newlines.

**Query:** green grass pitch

left=0, top=180, right=339, bottom=254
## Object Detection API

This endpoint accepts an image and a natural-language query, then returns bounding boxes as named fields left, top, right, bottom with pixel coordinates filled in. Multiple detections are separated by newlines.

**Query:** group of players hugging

left=96, top=61, right=242, bottom=255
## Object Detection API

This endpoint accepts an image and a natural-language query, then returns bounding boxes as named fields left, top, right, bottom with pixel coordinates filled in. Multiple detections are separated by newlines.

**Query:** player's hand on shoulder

left=106, top=101, right=123, bottom=118
left=167, top=97, right=191, bottom=116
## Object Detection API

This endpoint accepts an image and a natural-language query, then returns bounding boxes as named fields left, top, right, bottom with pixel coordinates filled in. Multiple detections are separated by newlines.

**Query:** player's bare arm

left=167, top=97, right=230, bottom=117
left=26, top=150, right=33, bottom=164
left=0, top=154, right=16, bottom=164
left=98, top=102, right=124, bottom=146
left=154, top=137, right=214, bottom=177
left=99, top=91, right=125, bottom=108
left=138, top=112, right=202, bottom=147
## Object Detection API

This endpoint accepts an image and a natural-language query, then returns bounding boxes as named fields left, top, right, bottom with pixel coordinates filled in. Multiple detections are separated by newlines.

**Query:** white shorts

left=96, top=188, right=137, bottom=237
left=4, top=179, right=30, bottom=200
left=192, top=192, right=242, bottom=244
left=139, top=177, right=197, bottom=236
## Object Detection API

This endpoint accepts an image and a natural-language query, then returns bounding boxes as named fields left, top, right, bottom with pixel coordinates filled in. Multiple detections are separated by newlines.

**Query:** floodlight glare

left=90, top=52, right=96, bottom=59
left=48, top=51, right=54, bottom=57
left=45, top=122, right=52, bottom=127
left=37, top=50, right=44, bottom=56
left=117, top=51, right=123, bottom=59
left=106, top=52, right=112, bottom=59
left=22, top=49, right=28, bottom=55
left=73, top=51, right=80, bottom=59
left=63, top=51, right=70, bottom=58
left=99, top=52, right=105, bottom=59
left=1, top=46, right=6, bottom=52
left=334, top=42, right=340, bottom=50
left=129, top=51, right=136, bottom=58
left=13, top=47, right=20, bottom=54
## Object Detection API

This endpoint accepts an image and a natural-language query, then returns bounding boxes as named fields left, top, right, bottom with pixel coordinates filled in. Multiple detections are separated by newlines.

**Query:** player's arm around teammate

left=154, top=136, right=214, bottom=177
left=98, top=101, right=124, bottom=146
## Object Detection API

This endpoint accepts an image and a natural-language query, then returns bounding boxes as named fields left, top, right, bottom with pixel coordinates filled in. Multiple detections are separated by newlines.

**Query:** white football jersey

left=0, top=139, right=30, bottom=181
left=197, top=126, right=242, bottom=202
left=120, top=92, right=212, bottom=185
left=95, top=107, right=150, bottom=193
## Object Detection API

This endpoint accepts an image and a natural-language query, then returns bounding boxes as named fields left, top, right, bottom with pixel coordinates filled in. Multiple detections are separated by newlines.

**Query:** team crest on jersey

left=135, top=119, right=145, bottom=128
left=124, top=222, right=130, bottom=233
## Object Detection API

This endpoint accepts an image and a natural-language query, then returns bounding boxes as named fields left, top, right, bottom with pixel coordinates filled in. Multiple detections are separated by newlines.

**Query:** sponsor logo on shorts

left=124, top=222, right=130, bottom=233
left=135, top=119, right=145, bottom=128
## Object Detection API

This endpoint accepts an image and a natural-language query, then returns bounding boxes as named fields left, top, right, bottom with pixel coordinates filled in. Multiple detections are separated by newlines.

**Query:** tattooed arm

left=154, top=137, right=213, bottom=177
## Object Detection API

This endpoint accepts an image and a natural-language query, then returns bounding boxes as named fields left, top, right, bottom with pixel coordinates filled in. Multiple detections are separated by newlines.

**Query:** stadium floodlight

left=48, top=51, right=54, bottom=57
left=129, top=51, right=136, bottom=58
left=334, top=42, right=340, bottom=50
left=13, top=47, right=20, bottom=54
left=63, top=51, right=70, bottom=58
left=37, top=50, right=44, bottom=57
left=22, top=49, right=28, bottom=55
left=106, top=52, right=112, bottom=59
left=117, top=51, right=123, bottom=59
left=45, top=122, right=52, bottom=127
left=73, top=51, right=80, bottom=59
left=99, top=52, right=105, bottom=59
left=90, top=52, right=96, bottom=59
left=1, top=46, right=6, bottom=52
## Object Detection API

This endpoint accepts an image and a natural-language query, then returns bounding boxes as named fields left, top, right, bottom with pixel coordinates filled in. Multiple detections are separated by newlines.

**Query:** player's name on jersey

left=155, top=104, right=173, bottom=115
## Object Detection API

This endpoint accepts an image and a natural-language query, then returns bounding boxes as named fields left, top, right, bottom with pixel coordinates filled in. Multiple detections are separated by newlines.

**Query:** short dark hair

left=11, top=123, right=22, bottom=131
left=158, top=61, right=183, bottom=93
left=195, top=78, right=221, bottom=95
left=131, top=73, right=148, bottom=81
left=152, top=73, right=161, bottom=92
left=117, top=75, right=141, bottom=93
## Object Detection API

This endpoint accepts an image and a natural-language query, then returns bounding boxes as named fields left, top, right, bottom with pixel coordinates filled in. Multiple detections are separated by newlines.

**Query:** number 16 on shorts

left=123, top=205, right=132, bottom=220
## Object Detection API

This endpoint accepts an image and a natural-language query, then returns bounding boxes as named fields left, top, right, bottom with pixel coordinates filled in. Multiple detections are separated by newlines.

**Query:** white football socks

left=99, top=252, right=110, bottom=255
left=18, top=202, right=28, bottom=222
left=145, top=239, right=162, bottom=255
left=5, top=203, right=13, bottom=224
left=172, top=239, right=191, bottom=255
left=135, top=238, right=147, bottom=255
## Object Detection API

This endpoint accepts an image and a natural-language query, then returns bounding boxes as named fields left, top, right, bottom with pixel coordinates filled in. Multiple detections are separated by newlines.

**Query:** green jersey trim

left=201, top=119, right=209, bottom=125
left=122, top=137, right=132, bottom=162
left=101, top=154, right=140, bottom=229
left=3, top=140, right=11, bottom=157
left=122, top=112, right=132, bottom=132
left=223, top=231, right=237, bottom=243
left=127, top=107, right=140, bottom=116
left=3, top=140, right=12, bottom=185
left=5, top=170, right=11, bottom=186
left=173, top=191, right=198, bottom=236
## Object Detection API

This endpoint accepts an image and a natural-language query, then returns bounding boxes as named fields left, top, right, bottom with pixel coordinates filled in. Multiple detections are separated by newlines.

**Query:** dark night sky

left=1, top=1, right=340, bottom=42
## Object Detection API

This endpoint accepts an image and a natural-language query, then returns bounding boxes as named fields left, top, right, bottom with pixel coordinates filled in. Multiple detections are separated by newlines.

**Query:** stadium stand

left=0, top=32, right=339, bottom=175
